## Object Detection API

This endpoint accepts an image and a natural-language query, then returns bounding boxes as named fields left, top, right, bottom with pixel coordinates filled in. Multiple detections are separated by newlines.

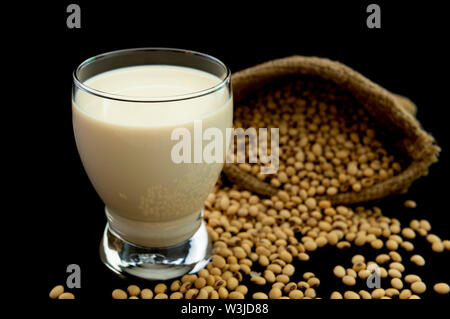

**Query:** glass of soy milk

left=72, top=48, right=233, bottom=280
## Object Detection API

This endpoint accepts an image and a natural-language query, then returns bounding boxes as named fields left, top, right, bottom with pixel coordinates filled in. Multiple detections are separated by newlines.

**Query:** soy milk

left=73, top=65, right=232, bottom=247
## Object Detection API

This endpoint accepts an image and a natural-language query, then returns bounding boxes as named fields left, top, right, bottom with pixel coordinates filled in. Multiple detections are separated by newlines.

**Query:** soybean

left=58, top=292, right=75, bottom=299
left=49, top=285, right=64, bottom=299
left=140, top=288, right=154, bottom=299
left=112, top=289, right=127, bottom=300
left=411, top=282, right=426, bottom=294
left=433, top=283, right=450, bottom=295
left=410, top=255, right=425, bottom=266
left=253, top=292, right=269, bottom=299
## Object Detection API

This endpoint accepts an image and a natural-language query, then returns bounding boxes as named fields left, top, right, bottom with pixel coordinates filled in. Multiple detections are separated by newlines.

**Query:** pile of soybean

left=53, top=79, right=449, bottom=300
left=233, top=77, right=404, bottom=196
left=105, top=186, right=449, bottom=300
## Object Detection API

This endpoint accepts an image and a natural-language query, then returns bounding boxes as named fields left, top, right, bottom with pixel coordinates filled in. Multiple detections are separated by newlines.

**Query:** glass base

left=100, top=221, right=212, bottom=281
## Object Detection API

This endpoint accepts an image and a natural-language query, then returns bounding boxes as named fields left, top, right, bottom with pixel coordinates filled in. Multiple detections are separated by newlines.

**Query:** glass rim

left=72, top=47, right=231, bottom=103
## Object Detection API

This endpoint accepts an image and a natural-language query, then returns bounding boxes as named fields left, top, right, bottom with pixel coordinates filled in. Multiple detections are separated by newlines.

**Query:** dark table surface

left=12, top=0, right=449, bottom=310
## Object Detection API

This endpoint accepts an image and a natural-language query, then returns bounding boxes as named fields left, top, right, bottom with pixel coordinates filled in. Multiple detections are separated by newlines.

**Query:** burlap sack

left=222, top=56, right=440, bottom=204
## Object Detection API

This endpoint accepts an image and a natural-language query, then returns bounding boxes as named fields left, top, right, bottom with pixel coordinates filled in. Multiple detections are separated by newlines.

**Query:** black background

left=13, top=0, right=449, bottom=311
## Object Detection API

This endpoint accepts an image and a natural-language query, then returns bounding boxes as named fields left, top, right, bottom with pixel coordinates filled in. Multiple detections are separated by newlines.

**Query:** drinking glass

left=72, top=48, right=232, bottom=280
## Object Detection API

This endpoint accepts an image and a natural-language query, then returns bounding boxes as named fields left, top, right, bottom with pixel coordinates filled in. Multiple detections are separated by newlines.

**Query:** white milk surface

left=73, top=65, right=233, bottom=247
